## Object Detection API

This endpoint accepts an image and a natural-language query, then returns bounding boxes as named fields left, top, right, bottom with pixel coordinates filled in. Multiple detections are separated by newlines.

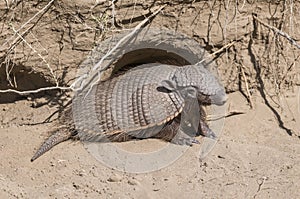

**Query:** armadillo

left=31, top=63, right=227, bottom=161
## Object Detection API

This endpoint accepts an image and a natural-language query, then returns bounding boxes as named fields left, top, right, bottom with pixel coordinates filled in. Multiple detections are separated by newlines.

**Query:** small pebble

left=128, top=179, right=139, bottom=186
left=107, top=175, right=122, bottom=182
left=73, top=182, right=80, bottom=189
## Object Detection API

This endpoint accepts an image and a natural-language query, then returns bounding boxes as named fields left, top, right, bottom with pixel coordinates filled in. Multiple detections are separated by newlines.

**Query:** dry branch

left=72, top=5, right=166, bottom=93
left=0, top=4, right=166, bottom=96
left=111, top=0, right=117, bottom=27
left=198, top=41, right=235, bottom=64
left=240, top=64, right=253, bottom=108
left=1, top=0, right=55, bottom=49
left=0, top=86, right=71, bottom=95
left=207, top=111, right=245, bottom=121
left=11, top=26, right=59, bottom=86
left=253, top=15, right=300, bottom=50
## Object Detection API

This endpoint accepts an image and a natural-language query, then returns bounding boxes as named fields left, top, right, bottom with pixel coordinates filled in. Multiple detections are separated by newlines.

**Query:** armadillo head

left=166, top=64, right=227, bottom=106
left=205, top=87, right=227, bottom=105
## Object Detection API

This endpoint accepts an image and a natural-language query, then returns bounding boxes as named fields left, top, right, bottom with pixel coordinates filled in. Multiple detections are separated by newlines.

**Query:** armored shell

left=72, top=63, right=226, bottom=142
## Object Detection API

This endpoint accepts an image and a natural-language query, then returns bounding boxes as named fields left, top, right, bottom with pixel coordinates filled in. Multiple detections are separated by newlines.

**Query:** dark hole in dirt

left=112, top=48, right=190, bottom=75
left=0, top=64, right=56, bottom=104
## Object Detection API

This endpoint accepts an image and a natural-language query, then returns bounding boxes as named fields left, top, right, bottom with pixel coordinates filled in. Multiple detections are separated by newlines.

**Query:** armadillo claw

left=199, top=120, right=217, bottom=140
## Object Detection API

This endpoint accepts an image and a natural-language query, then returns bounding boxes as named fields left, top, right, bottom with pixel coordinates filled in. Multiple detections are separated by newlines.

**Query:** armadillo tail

left=31, top=129, right=73, bottom=162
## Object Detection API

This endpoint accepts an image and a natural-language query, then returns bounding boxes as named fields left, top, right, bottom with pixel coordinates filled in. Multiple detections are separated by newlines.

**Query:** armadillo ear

left=157, top=80, right=177, bottom=93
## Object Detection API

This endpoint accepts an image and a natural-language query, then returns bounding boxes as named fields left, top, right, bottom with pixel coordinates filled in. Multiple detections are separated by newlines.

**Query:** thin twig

left=211, top=41, right=236, bottom=57
left=91, top=5, right=165, bottom=72
left=11, top=26, right=59, bottom=86
left=111, top=0, right=117, bottom=27
left=2, top=0, right=54, bottom=63
left=253, top=15, right=300, bottom=49
left=207, top=111, right=245, bottom=121
left=198, top=41, right=236, bottom=64
left=5, top=58, right=14, bottom=87
left=240, top=64, right=253, bottom=108
left=0, top=86, right=72, bottom=95
left=72, top=5, right=166, bottom=92
left=1, top=0, right=55, bottom=48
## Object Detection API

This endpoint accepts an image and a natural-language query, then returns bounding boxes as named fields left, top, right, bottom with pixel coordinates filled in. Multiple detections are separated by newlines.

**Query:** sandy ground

left=0, top=1, right=300, bottom=198
left=0, top=89, right=299, bottom=199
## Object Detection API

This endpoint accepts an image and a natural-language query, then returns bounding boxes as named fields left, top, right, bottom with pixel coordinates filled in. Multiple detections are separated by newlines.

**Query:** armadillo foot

left=171, top=129, right=200, bottom=146
left=199, top=120, right=217, bottom=139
